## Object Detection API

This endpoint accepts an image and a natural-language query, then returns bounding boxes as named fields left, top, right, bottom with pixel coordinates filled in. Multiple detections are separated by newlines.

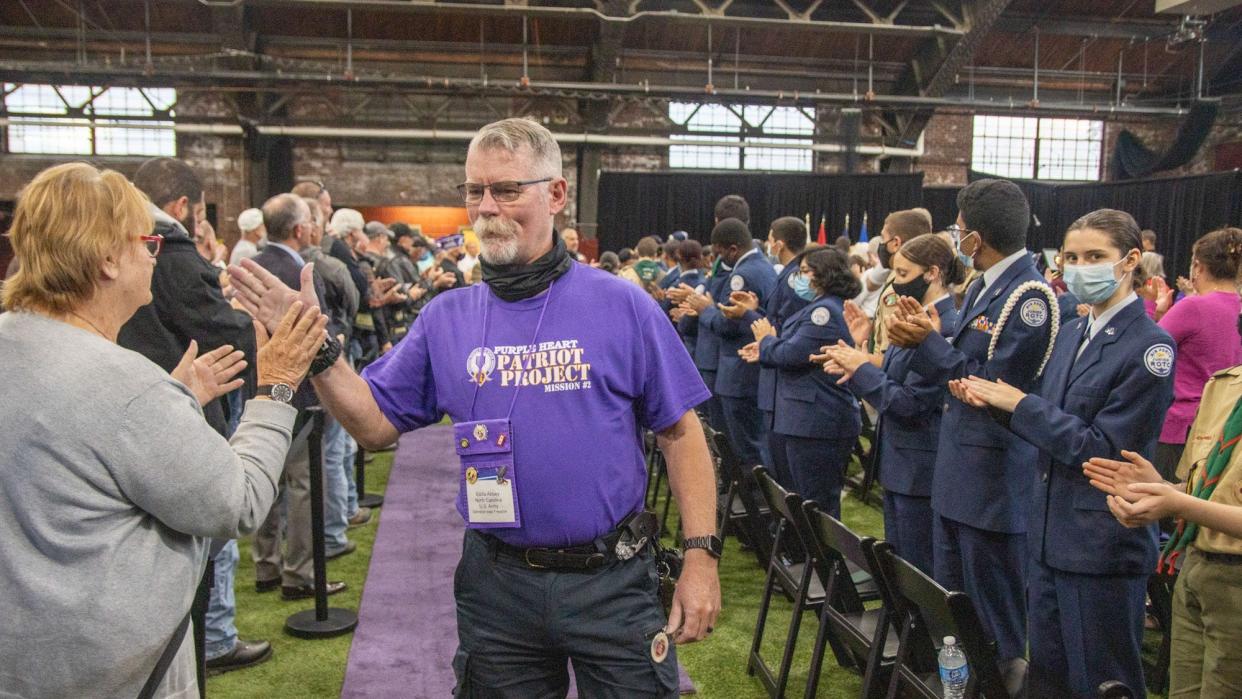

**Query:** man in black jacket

left=117, top=157, right=272, bottom=674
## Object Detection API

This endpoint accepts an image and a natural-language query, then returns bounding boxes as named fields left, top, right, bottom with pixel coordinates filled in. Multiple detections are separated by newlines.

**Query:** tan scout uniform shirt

left=1176, top=364, right=1242, bottom=555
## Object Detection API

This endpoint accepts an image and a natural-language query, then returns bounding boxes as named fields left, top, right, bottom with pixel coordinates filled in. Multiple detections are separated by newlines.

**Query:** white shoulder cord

left=986, top=280, right=1060, bottom=378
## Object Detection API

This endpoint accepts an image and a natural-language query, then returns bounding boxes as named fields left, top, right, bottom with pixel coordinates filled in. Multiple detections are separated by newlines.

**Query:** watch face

left=271, top=384, right=295, bottom=403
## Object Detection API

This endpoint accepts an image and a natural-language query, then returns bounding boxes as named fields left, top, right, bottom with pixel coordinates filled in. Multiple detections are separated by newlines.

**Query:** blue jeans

left=323, top=414, right=357, bottom=550
left=205, top=540, right=239, bottom=660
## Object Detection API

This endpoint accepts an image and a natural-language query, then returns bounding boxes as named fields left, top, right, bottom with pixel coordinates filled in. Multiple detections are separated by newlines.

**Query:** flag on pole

left=842, top=213, right=850, bottom=243
left=804, top=212, right=812, bottom=246
left=816, top=214, right=827, bottom=245
left=859, top=212, right=869, bottom=243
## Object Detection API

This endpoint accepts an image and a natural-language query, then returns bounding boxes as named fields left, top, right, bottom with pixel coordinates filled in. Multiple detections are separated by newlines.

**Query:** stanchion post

left=355, top=445, right=384, bottom=509
left=286, top=407, right=358, bottom=639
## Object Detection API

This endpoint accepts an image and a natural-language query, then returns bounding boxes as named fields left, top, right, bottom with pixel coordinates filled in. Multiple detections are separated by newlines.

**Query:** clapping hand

left=666, top=283, right=694, bottom=305
left=739, top=341, right=759, bottom=363
left=1082, top=450, right=1164, bottom=501
left=1106, top=482, right=1188, bottom=528
left=950, top=376, right=1026, bottom=413
left=227, top=259, right=320, bottom=334
left=682, top=290, right=712, bottom=313
left=729, top=290, right=760, bottom=312
left=886, top=296, right=937, bottom=347
left=811, top=340, right=869, bottom=384
left=842, top=300, right=873, bottom=348
left=750, top=317, right=776, bottom=341
left=171, top=341, right=247, bottom=406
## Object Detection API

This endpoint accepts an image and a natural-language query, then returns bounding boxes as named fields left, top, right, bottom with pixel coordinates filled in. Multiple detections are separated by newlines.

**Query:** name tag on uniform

left=455, top=419, right=520, bottom=528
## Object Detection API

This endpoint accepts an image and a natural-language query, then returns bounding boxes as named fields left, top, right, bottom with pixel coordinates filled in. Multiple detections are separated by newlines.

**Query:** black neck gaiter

left=480, top=230, right=573, bottom=302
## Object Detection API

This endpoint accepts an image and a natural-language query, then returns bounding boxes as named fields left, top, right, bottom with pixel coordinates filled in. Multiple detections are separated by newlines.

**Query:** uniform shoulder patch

left=811, top=307, right=830, bottom=326
left=694, top=284, right=706, bottom=294
left=1019, top=297, right=1048, bottom=327
left=730, top=275, right=745, bottom=292
left=883, top=292, right=899, bottom=307
left=1144, top=343, right=1175, bottom=377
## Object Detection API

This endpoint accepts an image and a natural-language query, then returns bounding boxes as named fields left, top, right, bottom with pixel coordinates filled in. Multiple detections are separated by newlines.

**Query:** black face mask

left=877, top=240, right=895, bottom=269
left=890, top=272, right=931, bottom=304
left=480, top=229, right=573, bottom=302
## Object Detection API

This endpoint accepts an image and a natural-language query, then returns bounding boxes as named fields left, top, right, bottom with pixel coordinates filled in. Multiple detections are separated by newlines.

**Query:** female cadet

left=671, top=240, right=707, bottom=356
left=951, top=209, right=1175, bottom=699
left=745, top=247, right=861, bottom=518
left=814, top=235, right=964, bottom=575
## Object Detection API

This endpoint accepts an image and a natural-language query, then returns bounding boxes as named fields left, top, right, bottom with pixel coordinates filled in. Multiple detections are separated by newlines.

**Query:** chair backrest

left=1097, top=680, right=1135, bottom=698
left=800, top=501, right=874, bottom=612
left=876, top=546, right=1012, bottom=699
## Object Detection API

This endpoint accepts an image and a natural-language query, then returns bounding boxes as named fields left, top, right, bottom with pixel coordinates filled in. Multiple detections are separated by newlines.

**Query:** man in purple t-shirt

left=229, top=118, right=720, bottom=697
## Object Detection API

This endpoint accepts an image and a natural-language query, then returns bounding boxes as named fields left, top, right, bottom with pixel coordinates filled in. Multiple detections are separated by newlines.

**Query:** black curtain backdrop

left=933, top=170, right=1242, bottom=279
left=596, top=171, right=924, bottom=253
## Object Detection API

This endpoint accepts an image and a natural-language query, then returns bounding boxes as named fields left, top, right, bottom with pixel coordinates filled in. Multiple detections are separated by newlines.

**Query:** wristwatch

left=308, top=334, right=343, bottom=378
left=257, top=383, right=296, bottom=404
left=682, top=535, right=723, bottom=559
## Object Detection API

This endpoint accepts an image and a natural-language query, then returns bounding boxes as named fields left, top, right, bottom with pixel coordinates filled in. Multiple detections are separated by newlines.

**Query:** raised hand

left=226, top=258, right=319, bottom=334
left=171, top=341, right=247, bottom=406
left=729, top=290, right=760, bottom=312
left=842, top=300, right=873, bottom=348
left=750, top=317, right=776, bottom=341
left=738, top=341, right=759, bottom=363
left=256, top=301, right=329, bottom=389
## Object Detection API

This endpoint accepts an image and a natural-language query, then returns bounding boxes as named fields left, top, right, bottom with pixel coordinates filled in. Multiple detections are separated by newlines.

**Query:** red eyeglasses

left=140, top=234, right=164, bottom=257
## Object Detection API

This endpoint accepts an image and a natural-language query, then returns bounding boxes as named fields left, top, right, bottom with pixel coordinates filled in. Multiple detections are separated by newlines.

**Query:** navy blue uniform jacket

left=847, top=296, right=959, bottom=497
left=909, top=256, right=1055, bottom=533
left=758, top=295, right=860, bottom=439
left=701, top=250, right=777, bottom=399
left=1010, top=298, right=1174, bottom=574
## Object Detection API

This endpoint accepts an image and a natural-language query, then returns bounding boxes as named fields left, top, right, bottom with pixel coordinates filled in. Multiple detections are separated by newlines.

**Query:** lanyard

left=467, top=281, right=556, bottom=421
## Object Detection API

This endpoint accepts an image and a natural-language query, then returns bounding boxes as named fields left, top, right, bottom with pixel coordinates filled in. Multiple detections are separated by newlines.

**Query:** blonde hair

left=2, top=162, right=152, bottom=314
left=469, top=117, right=562, bottom=179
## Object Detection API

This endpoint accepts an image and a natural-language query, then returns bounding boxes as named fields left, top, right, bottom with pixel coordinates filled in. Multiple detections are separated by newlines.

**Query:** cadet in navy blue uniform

left=675, top=259, right=726, bottom=430
left=729, top=217, right=810, bottom=488
left=887, top=179, right=1056, bottom=664
left=818, top=235, right=964, bottom=575
left=745, top=247, right=861, bottom=518
left=951, top=209, right=1174, bottom=698
left=687, top=218, right=777, bottom=466
left=671, top=240, right=707, bottom=357
left=656, top=239, right=683, bottom=315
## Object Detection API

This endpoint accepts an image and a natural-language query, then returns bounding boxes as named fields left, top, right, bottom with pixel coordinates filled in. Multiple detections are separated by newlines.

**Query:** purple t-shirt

left=1158, top=291, right=1242, bottom=444
left=361, top=262, right=710, bottom=547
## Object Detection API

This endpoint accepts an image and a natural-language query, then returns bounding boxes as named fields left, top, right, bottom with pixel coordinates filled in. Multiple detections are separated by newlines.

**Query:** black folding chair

left=797, top=502, right=898, bottom=699
left=748, top=467, right=826, bottom=699
left=1097, top=680, right=1135, bottom=698
left=715, top=434, right=774, bottom=568
left=873, top=542, right=1026, bottom=699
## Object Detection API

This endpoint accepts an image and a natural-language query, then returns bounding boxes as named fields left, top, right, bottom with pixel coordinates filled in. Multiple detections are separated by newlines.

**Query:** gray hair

left=300, top=197, right=324, bottom=227
left=262, top=193, right=308, bottom=243
left=329, top=207, right=365, bottom=237
left=469, top=117, right=562, bottom=179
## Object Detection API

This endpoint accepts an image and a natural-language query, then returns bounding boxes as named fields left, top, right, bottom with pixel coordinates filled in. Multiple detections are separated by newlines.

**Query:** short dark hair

left=884, top=209, right=933, bottom=243
left=956, top=179, right=1030, bottom=255
left=261, top=193, right=307, bottom=242
left=636, top=237, right=660, bottom=258
left=898, top=234, right=967, bottom=286
left=714, top=194, right=750, bottom=225
left=677, top=239, right=704, bottom=269
left=710, top=218, right=751, bottom=249
left=390, top=222, right=416, bottom=242
left=662, top=239, right=681, bottom=259
left=802, top=247, right=861, bottom=299
left=1141, top=229, right=1158, bottom=245
left=770, top=216, right=807, bottom=254
left=132, top=157, right=202, bottom=209
left=618, top=247, right=635, bottom=264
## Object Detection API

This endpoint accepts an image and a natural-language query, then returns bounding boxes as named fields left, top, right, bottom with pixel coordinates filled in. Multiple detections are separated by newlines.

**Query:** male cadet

left=683, top=217, right=777, bottom=468
left=887, top=179, right=1055, bottom=665
left=728, top=216, right=809, bottom=487
left=669, top=196, right=750, bottom=432
left=227, top=117, right=720, bottom=697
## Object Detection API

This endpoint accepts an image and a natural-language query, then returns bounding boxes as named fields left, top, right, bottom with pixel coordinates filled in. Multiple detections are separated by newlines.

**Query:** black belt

left=1200, top=550, right=1242, bottom=565
left=479, top=511, right=659, bottom=571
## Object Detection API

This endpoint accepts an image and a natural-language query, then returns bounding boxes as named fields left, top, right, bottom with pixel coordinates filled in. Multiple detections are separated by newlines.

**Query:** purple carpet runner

left=341, top=424, right=695, bottom=697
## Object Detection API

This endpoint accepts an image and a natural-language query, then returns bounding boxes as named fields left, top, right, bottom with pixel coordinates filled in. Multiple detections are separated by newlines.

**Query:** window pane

left=670, top=134, right=740, bottom=169
left=744, top=137, right=812, bottom=172
left=8, top=117, right=92, bottom=154
left=95, top=120, right=176, bottom=156
left=93, top=87, right=158, bottom=117
left=683, top=103, right=741, bottom=132
left=972, top=115, right=1037, bottom=178
left=4, top=83, right=176, bottom=156
left=1035, top=117, right=1102, bottom=181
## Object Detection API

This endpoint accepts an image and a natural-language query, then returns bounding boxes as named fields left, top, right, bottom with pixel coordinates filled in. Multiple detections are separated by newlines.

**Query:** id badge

left=455, top=419, right=520, bottom=528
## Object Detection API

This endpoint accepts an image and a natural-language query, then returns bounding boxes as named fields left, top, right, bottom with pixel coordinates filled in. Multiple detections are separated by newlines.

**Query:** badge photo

left=811, top=307, right=830, bottom=326
left=729, top=275, right=745, bottom=292
left=650, top=631, right=670, bottom=663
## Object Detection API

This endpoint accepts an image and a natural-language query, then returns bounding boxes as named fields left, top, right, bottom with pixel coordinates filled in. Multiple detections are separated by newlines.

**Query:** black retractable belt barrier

left=355, top=446, right=384, bottom=509
left=191, top=559, right=212, bottom=697
left=285, top=407, right=359, bottom=639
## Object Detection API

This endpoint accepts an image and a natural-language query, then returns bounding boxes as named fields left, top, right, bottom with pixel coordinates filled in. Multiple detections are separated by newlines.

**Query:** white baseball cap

left=237, top=208, right=264, bottom=233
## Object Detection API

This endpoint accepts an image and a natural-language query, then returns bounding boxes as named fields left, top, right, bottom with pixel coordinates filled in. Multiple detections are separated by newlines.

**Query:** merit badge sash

left=455, top=418, right=520, bottom=528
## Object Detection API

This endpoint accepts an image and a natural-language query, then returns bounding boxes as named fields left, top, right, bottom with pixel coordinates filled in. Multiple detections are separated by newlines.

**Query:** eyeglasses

left=456, top=178, right=552, bottom=204
left=140, top=234, right=164, bottom=257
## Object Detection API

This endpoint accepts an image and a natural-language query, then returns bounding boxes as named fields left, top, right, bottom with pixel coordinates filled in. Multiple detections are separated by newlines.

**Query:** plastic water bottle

left=938, top=636, right=969, bottom=699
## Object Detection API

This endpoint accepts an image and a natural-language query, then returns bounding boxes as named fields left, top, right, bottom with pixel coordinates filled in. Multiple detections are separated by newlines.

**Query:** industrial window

left=4, top=84, right=176, bottom=156
left=972, top=115, right=1102, bottom=181
left=669, top=102, right=814, bottom=171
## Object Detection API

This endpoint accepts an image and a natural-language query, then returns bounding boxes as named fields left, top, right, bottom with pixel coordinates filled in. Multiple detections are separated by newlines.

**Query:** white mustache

left=475, top=217, right=519, bottom=239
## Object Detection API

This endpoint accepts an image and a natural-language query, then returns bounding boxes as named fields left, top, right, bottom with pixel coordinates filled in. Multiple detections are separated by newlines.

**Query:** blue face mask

left=792, top=273, right=816, bottom=301
left=416, top=252, right=435, bottom=274
left=1062, top=259, right=1126, bottom=304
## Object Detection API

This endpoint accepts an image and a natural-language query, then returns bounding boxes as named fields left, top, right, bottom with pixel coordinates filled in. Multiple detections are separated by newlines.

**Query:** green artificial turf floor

left=207, top=450, right=1167, bottom=698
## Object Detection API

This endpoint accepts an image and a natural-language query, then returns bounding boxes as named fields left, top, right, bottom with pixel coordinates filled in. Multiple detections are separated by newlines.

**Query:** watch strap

left=682, top=535, right=723, bottom=558
left=308, top=334, right=343, bottom=377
